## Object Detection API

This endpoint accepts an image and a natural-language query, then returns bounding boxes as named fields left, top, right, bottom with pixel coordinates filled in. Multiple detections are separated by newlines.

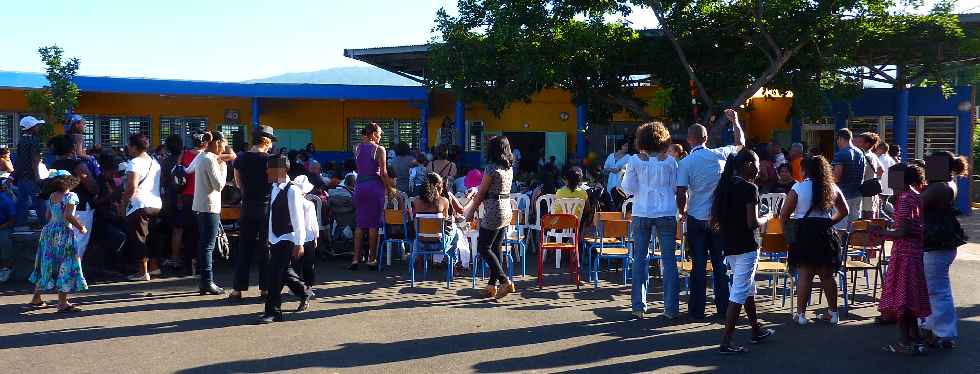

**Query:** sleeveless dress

left=353, top=142, right=385, bottom=229
left=29, top=192, right=88, bottom=293
left=479, top=166, right=513, bottom=230
left=878, top=190, right=930, bottom=320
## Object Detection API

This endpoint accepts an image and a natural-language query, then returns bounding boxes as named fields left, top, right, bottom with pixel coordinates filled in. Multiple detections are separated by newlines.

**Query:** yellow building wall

left=745, top=96, right=792, bottom=142
left=259, top=98, right=421, bottom=152
left=427, top=86, right=666, bottom=151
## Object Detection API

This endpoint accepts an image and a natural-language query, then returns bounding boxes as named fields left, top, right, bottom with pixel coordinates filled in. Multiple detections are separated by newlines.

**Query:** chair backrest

left=533, top=194, right=556, bottom=230
left=385, top=209, right=406, bottom=225
left=553, top=198, right=585, bottom=217
left=593, top=211, right=623, bottom=225
left=599, top=219, right=630, bottom=239
left=386, top=191, right=409, bottom=211
left=760, top=193, right=787, bottom=216
left=415, top=213, right=445, bottom=242
left=540, top=213, right=579, bottom=232
left=760, top=233, right=788, bottom=253
left=509, top=194, right=531, bottom=227
left=764, top=217, right=783, bottom=234
left=621, top=197, right=634, bottom=219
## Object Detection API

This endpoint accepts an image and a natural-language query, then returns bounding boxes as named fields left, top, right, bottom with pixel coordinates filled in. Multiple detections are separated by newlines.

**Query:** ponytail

left=710, top=154, right=739, bottom=231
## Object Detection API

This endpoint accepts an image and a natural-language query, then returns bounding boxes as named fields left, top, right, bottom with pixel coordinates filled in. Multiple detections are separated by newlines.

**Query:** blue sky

left=3, top=0, right=973, bottom=82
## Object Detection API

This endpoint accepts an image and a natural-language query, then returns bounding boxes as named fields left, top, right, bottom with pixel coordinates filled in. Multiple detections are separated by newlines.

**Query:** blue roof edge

left=0, top=71, right=428, bottom=101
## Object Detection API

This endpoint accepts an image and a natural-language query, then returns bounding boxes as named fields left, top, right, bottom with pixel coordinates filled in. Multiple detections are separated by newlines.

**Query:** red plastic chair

left=537, top=213, right=581, bottom=289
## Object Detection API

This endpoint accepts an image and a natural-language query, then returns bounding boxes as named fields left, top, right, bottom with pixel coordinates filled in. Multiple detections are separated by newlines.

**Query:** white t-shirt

left=620, top=154, right=677, bottom=218
left=125, top=155, right=162, bottom=215
left=791, top=179, right=847, bottom=219
left=604, top=152, right=630, bottom=192
left=878, top=154, right=897, bottom=196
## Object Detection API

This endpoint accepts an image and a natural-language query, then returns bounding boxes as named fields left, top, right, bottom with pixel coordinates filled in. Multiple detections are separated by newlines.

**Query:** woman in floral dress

left=28, top=170, right=88, bottom=312
left=875, top=163, right=930, bottom=354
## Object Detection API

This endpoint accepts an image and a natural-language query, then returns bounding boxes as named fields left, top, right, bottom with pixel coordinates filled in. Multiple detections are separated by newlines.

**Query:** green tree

left=25, top=45, right=80, bottom=142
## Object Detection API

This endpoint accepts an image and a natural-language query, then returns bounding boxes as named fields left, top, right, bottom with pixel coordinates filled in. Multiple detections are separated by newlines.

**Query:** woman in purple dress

left=349, top=123, right=394, bottom=270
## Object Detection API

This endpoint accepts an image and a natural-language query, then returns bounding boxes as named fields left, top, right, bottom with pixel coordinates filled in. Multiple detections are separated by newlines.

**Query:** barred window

left=160, top=117, right=208, bottom=148
left=218, top=124, right=246, bottom=150
left=347, top=119, right=418, bottom=152
left=467, top=121, right=484, bottom=152
left=99, top=117, right=125, bottom=148
left=127, top=117, right=151, bottom=143
left=0, top=113, right=15, bottom=149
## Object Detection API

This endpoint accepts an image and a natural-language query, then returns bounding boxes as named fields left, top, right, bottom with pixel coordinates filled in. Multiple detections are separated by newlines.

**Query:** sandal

left=494, top=282, right=515, bottom=300
left=29, top=300, right=48, bottom=308
left=882, top=342, right=916, bottom=354
left=57, top=304, right=82, bottom=313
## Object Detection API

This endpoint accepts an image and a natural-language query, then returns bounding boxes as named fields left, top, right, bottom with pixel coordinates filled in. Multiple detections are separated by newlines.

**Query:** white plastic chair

left=760, top=193, right=786, bottom=217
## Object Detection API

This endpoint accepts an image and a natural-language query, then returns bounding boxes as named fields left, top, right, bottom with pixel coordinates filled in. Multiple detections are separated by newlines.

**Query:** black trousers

left=291, top=240, right=316, bottom=287
left=126, top=207, right=161, bottom=259
left=264, top=241, right=308, bottom=316
left=476, top=227, right=508, bottom=285
left=234, top=201, right=270, bottom=292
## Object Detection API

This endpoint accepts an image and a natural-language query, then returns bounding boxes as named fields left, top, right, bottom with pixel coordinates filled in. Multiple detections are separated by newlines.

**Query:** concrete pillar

left=957, top=105, right=973, bottom=215
left=455, top=95, right=466, bottom=149
left=419, top=100, right=430, bottom=151
left=576, top=102, right=587, bottom=159
left=893, top=88, right=910, bottom=158
left=251, top=97, right=260, bottom=129
left=791, top=116, right=802, bottom=143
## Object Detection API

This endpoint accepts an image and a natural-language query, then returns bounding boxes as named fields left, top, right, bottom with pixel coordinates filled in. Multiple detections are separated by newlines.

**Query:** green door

left=276, top=129, right=313, bottom=151
left=545, top=131, right=567, bottom=168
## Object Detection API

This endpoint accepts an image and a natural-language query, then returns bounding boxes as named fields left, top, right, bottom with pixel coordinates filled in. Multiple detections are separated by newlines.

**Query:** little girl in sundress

left=28, top=170, right=89, bottom=312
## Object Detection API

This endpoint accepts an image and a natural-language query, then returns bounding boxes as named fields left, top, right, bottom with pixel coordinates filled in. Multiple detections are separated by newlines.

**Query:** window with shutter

left=467, top=121, right=484, bottom=152
left=160, top=117, right=207, bottom=148
left=347, top=119, right=408, bottom=151
left=921, top=117, right=958, bottom=155
left=845, top=117, right=879, bottom=135
left=0, top=113, right=14, bottom=149
left=81, top=115, right=97, bottom=149
left=883, top=117, right=917, bottom=159
left=398, top=120, right=421, bottom=150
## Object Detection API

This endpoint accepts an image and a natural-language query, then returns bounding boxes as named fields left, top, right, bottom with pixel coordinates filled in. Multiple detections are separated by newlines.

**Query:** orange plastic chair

left=537, top=213, right=581, bottom=289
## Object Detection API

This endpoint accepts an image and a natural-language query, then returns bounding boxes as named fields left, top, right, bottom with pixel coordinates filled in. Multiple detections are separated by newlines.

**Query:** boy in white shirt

left=259, top=155, right=311, bottom=324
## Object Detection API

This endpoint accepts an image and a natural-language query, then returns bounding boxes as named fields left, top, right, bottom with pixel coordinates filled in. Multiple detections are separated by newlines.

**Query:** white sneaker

left=126, top=273, right=150, bottom=282
left=817, top=311, right=840, bottom=325
left=793, top=312, right=809, bottom=326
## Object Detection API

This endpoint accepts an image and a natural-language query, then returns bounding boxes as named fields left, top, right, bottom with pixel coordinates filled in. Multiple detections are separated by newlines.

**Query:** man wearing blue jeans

left=621, top=121, right=681, bottom=319
left=676, top=109, right=745, bottom=320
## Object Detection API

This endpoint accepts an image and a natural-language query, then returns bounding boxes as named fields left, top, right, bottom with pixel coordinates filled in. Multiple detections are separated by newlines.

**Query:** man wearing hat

left=229, top=125, right=277, bottom=301
left=259, top=154, right=311, bottom=323
left=14, top=116, right=44, bottom=226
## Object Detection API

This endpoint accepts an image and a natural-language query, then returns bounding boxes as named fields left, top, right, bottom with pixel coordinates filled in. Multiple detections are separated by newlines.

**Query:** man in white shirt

left=874, top=142, right=897, bottom=215
left=676, top=108, right=745, bottom=320
left=260, top=155, right=311, bottom=324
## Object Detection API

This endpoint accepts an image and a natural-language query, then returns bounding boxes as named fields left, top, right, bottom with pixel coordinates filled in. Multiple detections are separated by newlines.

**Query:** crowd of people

left=6, top=109, right=968, bottom=352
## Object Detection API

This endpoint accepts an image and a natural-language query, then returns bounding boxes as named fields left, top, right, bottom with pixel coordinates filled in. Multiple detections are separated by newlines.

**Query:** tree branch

left=866, top=65, right=896, bottom=83
left=752, top=0, right=781, bottom=57
left=732, top=39, right=810, bottom=107
left=601, top=93, right=654, bottom=121
left=837, top=70, right=895, bottom=84
left=649, top=0, right=716, bottom=110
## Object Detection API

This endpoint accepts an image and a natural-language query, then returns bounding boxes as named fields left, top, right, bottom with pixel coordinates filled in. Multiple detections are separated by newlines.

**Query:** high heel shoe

left=481, top=285, right=497, bottom=298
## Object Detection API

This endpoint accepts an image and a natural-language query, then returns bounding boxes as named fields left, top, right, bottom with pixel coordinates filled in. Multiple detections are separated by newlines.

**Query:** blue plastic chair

left=409, top=213, right=455, bottom=288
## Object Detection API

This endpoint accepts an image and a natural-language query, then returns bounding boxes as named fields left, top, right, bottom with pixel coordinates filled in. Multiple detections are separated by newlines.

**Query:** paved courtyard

left=2, top=217, right=980, bottom=373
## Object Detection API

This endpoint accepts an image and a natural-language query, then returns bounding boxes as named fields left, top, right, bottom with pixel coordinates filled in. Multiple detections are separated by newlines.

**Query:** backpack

left=171, top=163, right=188, bottom=190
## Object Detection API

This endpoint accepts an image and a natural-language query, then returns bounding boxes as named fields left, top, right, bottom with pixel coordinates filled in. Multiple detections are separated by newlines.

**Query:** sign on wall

left=224, top=109, right=241, bottom=123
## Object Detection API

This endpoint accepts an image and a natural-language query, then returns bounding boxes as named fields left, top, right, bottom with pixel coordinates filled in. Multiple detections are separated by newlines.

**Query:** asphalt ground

left=2, top=217, right=979, bottom=373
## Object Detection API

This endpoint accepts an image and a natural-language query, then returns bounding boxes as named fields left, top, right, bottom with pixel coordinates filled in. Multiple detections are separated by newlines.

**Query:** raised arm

left=724, top=108, right=745, bottom=150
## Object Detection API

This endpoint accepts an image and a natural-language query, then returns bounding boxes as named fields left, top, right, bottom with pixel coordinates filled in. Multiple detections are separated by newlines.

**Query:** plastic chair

left=379, top=208, right=411, bottom=272
left=509, top=193, right=531, bottom=275
left=502, top=206, right=527, bottom=277
left=588, top=217, right=632, bottom=287
left=582, top=211, right=624, bottom=281
left=537, top=213, right=581, bottom=289
left=408, top=213, right=455, bottom=288
left=760, top=193, right=787, bottom=217
left=471, top=210, right=518, bottom=288
left=550, top=198, right=585, bottom=268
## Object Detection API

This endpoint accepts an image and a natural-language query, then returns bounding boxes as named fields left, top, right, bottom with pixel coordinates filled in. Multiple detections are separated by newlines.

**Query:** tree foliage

left=428, top=0, right=976, bottom=138
left=25, top=45, right=80, bottom=142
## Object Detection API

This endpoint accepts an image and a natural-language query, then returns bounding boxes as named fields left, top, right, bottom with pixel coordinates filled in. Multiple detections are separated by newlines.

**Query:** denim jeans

left=15, top=179, right=42, bottom=226
left=922, top=249, right=957, bottom=339
left=196, top=212, right=221, bottom=287
left=686, top=216, right=730, bottom=318
left=631, top=216, right=679, bottom=315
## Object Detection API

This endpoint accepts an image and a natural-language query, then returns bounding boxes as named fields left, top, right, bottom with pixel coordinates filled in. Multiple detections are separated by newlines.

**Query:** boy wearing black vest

left=259, top=155, right=311, bottom=324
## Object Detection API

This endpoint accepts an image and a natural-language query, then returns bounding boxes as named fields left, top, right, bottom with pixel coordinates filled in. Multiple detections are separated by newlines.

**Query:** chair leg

left=520, top=243, right=527, bottom=278
left=409, top=253, right=416, bottom=287
left=537, top=248, right=544, bottom=288
left=423, top=256, right=429, bottom=281
left=572, top=249, right=580, bottom=289
left=471, top=255, right=479, bottom=289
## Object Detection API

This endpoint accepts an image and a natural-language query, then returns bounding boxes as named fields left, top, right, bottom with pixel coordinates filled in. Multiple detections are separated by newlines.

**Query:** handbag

left=859, top=155, right=882, bottom=197
left=215, top=225, right=231, bottom=260
left=784, top=202, right=815, bottom=245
